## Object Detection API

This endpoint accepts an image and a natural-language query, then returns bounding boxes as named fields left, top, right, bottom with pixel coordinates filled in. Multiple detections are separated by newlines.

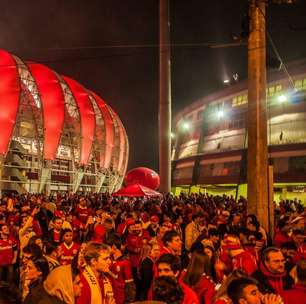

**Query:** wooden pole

left=247, top=0, right=269, bottom=230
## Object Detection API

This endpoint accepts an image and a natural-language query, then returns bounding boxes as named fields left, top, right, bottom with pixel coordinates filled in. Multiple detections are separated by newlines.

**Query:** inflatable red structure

left=124, top=167, right=160, bottom=190
left=113, top=183, right=162, bottom=197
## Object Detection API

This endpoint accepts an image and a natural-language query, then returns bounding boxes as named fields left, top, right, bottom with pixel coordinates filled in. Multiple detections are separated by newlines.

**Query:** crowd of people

left=0, top=192, right=305, bottom=304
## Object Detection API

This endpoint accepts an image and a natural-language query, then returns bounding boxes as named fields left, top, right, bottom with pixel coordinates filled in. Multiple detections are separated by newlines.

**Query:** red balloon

left=124, top=167, right=160, bottom=190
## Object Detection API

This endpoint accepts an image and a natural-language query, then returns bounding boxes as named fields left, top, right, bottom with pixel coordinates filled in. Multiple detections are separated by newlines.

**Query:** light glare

left=217, top=110, right=224, bottom=118
left=182, top=121, right=190, bottom=131
left=278, top=94, right=287, bottom=103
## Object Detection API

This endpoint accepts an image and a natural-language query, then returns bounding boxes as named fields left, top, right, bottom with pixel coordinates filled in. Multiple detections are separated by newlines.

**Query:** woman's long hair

left=183, top=251, right=212, bottom=287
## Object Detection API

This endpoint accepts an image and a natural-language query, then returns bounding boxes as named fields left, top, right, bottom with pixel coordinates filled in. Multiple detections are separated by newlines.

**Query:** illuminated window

left=303, top=79, right=306, bottom=90
left=269, top=86, right=275, bottom=97
left=232, top=95, right=248, bottom=107
left=276, top=85, right=282, bottom=92
left=232, top=97, right=238, bottom=107
left=295, top=80, right=303, bottom=90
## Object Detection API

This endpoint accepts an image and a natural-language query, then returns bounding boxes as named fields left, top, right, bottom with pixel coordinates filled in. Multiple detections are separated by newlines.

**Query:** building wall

left=172, top=67, right=306, bottom=198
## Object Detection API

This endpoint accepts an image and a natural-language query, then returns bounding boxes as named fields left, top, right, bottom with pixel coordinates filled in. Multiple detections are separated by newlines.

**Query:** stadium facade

left=171, top=60, right=306, bottom=202
left=0, top=50, right=129, bottom=194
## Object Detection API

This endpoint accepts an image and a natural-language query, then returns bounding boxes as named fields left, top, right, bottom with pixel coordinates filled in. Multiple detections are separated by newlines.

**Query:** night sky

left=2, top=0, right=306, bottom=172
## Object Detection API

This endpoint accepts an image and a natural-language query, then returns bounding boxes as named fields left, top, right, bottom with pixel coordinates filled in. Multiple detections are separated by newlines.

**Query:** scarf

left=260, top=262, right=285, bottom=294
left=83, top=265, right=115, bottom=304
left=83, top=265, right=103, bottom=304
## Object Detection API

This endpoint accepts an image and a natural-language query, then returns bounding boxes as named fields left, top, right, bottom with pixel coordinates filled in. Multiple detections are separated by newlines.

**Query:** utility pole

left=247, top=0, right=269, bottom=230
left=159, top=0, right=171, bottom=194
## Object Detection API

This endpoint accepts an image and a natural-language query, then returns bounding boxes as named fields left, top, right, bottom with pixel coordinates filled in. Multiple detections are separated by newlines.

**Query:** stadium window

left=232, top=97, right=238, bottom=107
left=269, top=86, right=275, bottom=97
left=295, top=79, right=303, bottom=90
left=275, top=85, right=282, bottom=92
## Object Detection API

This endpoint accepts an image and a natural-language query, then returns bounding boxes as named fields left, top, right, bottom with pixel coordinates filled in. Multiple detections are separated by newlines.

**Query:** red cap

left=126, top=219, right=135, bottom=226
left=150, top=215, right=159, bottom=223
left=222, top=235, right=241, bottom=250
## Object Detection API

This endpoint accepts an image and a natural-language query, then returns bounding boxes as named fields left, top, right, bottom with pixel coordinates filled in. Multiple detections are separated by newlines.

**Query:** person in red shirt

left=227, top=277, right=283, bottom=304
left=155, top=253, right=199, bottom=304
left=181, top=251, right=215, bottom=304
left=252, top=247, right=294, bottom=295
left=77, top=242, right=115, bottom=304
left=0, top=223, right=17, bottom=285
left=75, top=197, right=91, bottom=225
left=75, top=197, right=92, bottom=243
left=106, top=234, right=136, bottom=304
left=160, top=230, right=183, bottom=257
left=58, top=228, right=80, bottom=265
left=282, top=259, right=306, bottom=304
left=126, top=220, right=149, bottom=296
left=220, top=235, right=257, bottom=276
left=146, top=215, right=160, bottom=238
left=47, top=217, right=63, bottom=246
left=274, top=218, right=293, bottom=248
left=293, top=242, right=306, bottom=263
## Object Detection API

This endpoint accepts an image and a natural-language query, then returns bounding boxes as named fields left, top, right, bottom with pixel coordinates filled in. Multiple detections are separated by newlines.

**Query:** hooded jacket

left=252, top=262, right=294, bottom=294
left=43, top=265, right=76, bottom=304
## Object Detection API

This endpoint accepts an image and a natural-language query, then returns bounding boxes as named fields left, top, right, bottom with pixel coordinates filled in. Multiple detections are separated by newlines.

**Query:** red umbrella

left=112, top=183, right=162, bottom=197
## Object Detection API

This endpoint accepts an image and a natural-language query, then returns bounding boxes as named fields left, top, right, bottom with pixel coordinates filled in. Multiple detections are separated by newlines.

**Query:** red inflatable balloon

left=124, top=167, right=160, bottom=190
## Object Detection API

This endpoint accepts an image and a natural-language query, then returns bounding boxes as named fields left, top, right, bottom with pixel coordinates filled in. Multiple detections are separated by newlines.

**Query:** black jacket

left=23, top=282, right=65, bottom=304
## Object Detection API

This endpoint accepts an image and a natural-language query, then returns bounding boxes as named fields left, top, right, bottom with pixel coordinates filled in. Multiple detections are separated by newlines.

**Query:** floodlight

left=278, top=94, right=287, bottom=103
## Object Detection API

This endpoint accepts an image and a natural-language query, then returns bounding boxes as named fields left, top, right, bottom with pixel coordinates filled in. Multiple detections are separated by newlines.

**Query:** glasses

left=270, top=259, right=285, bottom=264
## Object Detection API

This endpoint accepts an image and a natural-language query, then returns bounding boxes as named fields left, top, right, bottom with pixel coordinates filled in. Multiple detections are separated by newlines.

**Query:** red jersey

left=293, top=243, right=306, bottom=263
left=180, top=281, right=200, bottom=304
left=180, top=270, right=215, bottom=304
left=232, top=250, right=257, bottom=275
left=159, top=245, right=174, bottom=257
left=282, top=283, right=306, bottom=304
left=116, top=222, right=127, bottom=235
left=109, top=255, right=134, bottom=304
left=274, top=231, right=293, bottom=248
left=77, top=270, right=114, bottom=304
left=75, top=205, right=91, bottom=224
left=58, top=242, right=80, bottom=265
left=0, top=237, right=17, bottom=266
left=53, top=230, right=61, bottom=244
left=126, top=233, right=144, bottom=268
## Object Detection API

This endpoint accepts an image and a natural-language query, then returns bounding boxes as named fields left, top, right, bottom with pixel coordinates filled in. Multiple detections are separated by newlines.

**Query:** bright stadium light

left=223, top=79, right=230, bottom=84
left=278, top=94, right=287, bottom=103
left=217, top=110, right=224, bottom=119
left=181, top=121, right=190, bottom=131
left=170, top=132, right=175, bottom=139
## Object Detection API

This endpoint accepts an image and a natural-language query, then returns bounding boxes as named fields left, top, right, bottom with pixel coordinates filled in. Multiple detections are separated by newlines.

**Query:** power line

left=257, top=4, right=296, bottom=89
